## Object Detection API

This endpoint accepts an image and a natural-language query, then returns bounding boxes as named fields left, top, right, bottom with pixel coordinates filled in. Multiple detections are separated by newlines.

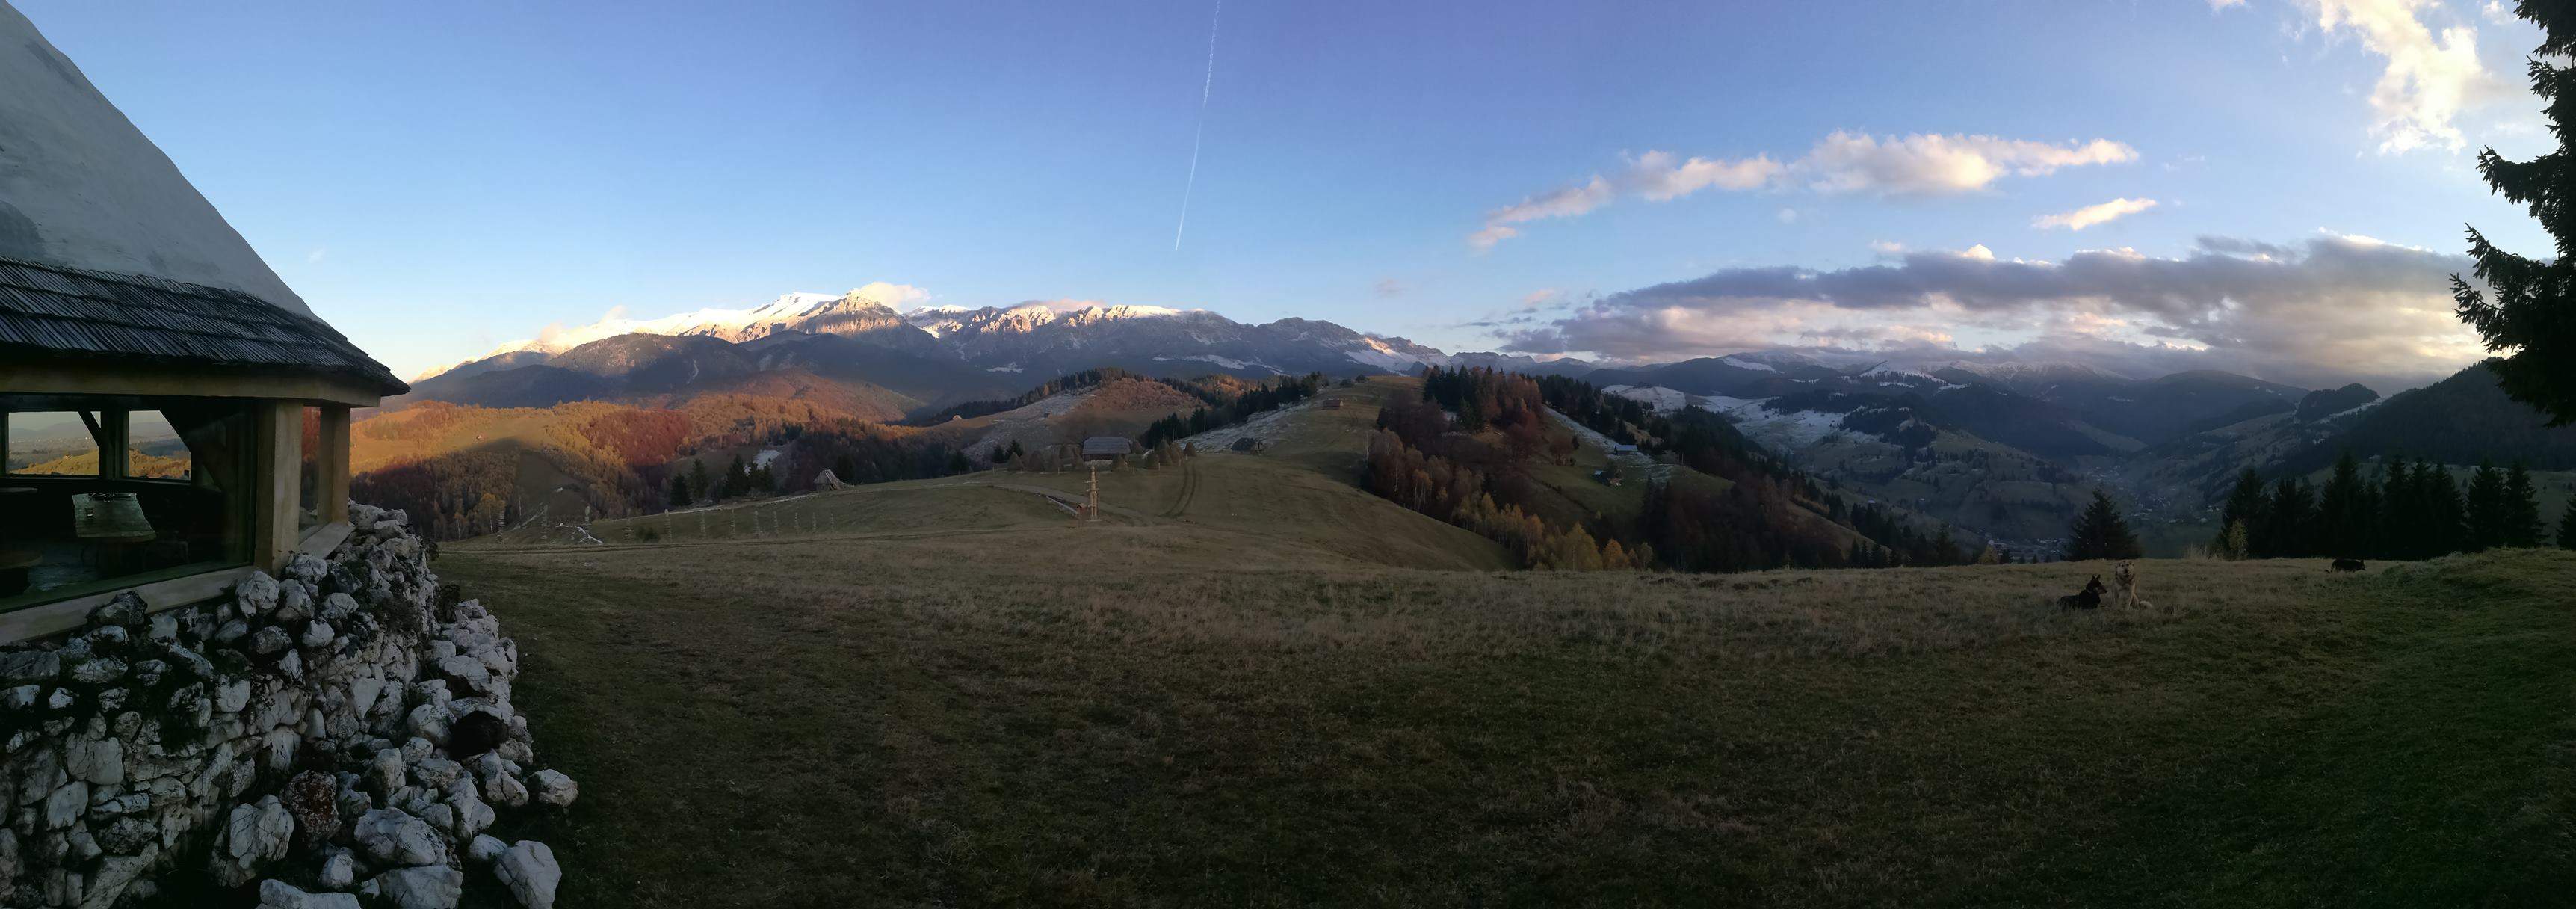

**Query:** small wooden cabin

left=0, top=13, right=406, bottom=639
left=1081, top=437, right=1134, bottom=462
left=1319, top=398, right=1344, bottom=410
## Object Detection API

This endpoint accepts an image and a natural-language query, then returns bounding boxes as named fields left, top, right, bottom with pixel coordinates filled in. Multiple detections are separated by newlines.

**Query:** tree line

left=2209, top=452, right=2560, bottom=560
left=1138, top=373, right=1323, bottom=450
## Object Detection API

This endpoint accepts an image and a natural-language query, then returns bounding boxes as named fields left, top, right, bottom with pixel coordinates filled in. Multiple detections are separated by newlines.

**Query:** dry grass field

left=437, top=381, right=2576, bottom=908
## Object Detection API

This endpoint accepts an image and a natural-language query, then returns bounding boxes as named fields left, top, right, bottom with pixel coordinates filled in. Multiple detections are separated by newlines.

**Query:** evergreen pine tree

left=2212, top=468, right=2266, bottom=558
left=2317, top=451, right=2367, bottom=557
left=2424, top=462, right=2467, bottom=556
left=2264, top=477, right=2314, bottom=558
left=2560, top=496, right=2576, bottom=549
left=667, top=472, right=690, bottom=509
left=2504, top=461, right=2545, bottom=546
left=2065, top=490, right=2144, bottom=561
left=690, top=459, right=712, bottom=504
left=2453, top=4, right=2576, bottom=425
left=2465, top=457, right=2507, bottom=551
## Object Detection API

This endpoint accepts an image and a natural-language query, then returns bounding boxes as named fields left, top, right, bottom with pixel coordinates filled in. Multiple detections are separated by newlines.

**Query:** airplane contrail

left=1173, top=1, right=1221, bottom=252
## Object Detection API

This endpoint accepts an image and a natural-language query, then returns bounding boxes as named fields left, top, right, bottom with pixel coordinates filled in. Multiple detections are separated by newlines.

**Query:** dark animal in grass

left=2057, top=576, right=2107, bottom=610
left=445, top=710, right=510, bottom=759
left=2329, top=558, right=2365, bottom=573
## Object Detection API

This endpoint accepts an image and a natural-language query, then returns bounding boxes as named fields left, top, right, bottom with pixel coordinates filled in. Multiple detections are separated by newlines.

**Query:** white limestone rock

left=64, top=736, right=122, bottom=786
left=410, top=757, right=464, bottom=790
left=492, top=840, right=561, bottom=909
left=353, top=808, right=442, bottom=867
left=316, top=846, right=356, bottom=889
left=466, top=833, right=507, bottom=864
left=405, top=703, right=449, bottom=746
left=368, top=865, right=464, bottom=909
left=211, top=795, right=293, bottom=887
left=215, top=678, right=253, bottom=714
left=259, top=878, right=361, bottom=909
left=445, top=777, right=494, bottom=839
left=530, top=769, right=578, bottom=809
left=44, top=780, right=89, bottom=829
left=236, top=571, right=282, bottom=615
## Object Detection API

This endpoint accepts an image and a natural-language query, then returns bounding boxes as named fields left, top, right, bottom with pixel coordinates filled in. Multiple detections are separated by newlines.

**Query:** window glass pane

left=5, top=412, right=102, bottom=475
left=129, top=410, right=192, bottom=479
left=1, top=398, right=250, bottom=611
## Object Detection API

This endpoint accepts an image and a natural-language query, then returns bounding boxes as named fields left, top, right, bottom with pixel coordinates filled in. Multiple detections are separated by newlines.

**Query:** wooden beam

left=0, top=362, right=385, bottom=407
left=249, top=400, right=302, bottom=572
left=318, top=405, right=351, bottom=525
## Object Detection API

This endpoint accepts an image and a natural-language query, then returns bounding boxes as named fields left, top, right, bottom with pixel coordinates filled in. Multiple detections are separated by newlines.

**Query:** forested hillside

left=1362, top=367, right=1975, bottom=573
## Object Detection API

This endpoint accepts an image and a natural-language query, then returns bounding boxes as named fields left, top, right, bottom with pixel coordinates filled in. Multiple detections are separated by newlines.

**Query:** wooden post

left=317, top=405, right=351, bottom=526
left=99, top=410, right=129, bottom=480
left=250, top=401, right=302, bottom=571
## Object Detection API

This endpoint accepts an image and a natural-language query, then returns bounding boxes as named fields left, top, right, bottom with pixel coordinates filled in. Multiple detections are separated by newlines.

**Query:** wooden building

left=1081, top=437, right=1134, bottom=462
left=0, top=11, right=406, bottom=638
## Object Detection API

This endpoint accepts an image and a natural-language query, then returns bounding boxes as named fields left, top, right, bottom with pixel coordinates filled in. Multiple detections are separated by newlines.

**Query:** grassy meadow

left=437, top=380, right=2576, bottom=907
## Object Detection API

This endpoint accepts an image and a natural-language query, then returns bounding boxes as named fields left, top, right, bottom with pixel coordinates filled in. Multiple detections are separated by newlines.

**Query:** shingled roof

left=0, top=254, right=406, bottom=395
left=1082, top=437, right=1134, bottom=457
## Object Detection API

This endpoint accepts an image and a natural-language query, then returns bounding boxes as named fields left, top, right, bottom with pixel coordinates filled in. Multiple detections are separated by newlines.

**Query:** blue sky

left=15, top=0, right=2555, bottom=388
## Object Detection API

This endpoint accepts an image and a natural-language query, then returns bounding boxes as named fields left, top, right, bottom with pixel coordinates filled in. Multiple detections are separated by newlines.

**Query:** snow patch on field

left=1153, top=354, right=1274, bottom=372
left=753, top=449, right=782, bottom=469
left=1694, top=396, right=1851, bottom=450
left=1602, top=385, right=1690, bottom=415
left=1187, top=396, right=1322, bottom=452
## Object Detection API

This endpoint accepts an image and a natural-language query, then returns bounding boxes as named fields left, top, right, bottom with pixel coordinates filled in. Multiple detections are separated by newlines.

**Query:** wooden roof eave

left=0, top=354, right=395, bottom=407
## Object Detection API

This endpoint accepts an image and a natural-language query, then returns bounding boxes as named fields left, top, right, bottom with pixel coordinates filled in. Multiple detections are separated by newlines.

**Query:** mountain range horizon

left=420, top=283, right=2447, bottom=398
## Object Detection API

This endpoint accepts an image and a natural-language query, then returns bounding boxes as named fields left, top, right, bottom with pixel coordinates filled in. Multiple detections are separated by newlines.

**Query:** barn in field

left=1229, top=437, right=1267, bottom=454
left=1320, top=398, right=1344, bottom=410
left=1081, top=437, right=1134, bottom=463
left=0, top=10, right=405, bottom=639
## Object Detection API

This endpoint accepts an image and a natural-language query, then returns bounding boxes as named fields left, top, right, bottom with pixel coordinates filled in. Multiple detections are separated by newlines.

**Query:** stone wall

left=0, top=505, right=573, bottom=908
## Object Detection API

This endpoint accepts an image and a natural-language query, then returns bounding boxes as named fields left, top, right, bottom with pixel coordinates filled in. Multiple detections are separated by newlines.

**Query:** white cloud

left=1374, top=278, right=1406, bottom=298
left=1796, top=132, right=2137, bottom=194
left=1776, top=207, right=1800, bottom=224
left=1625, top=150, right=1785, bottom=201
left=1520, top=288, right=1564, bottom=309
left=1498, top=232, right=2486, bottom=389
left=2297, top=0, right=2504, bottom=152
left=2034, top=197, right=2160, bottom=230
left=1869, top=240, right=1909, bottom=256
left=1471, top=176, right=1616, bottom=250
left=1469, top=132, right=2134, bottom=247
left=847, top=281, right=933, bottom=308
